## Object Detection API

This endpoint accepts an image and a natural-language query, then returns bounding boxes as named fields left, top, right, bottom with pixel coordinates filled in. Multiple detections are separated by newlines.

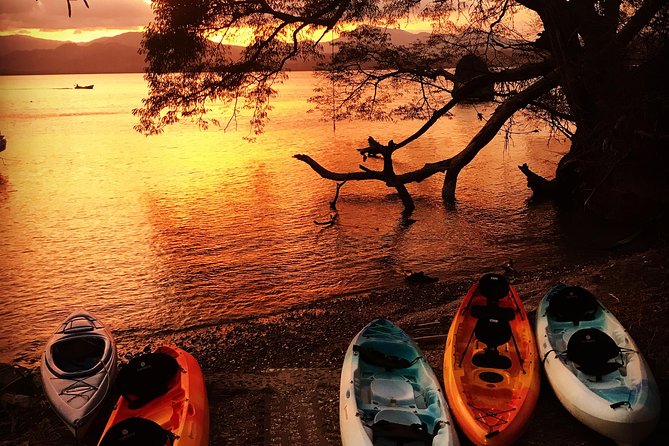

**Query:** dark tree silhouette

left=134, top=1, right=669, bottom=221
left=64, top=0, right=90, bottom=18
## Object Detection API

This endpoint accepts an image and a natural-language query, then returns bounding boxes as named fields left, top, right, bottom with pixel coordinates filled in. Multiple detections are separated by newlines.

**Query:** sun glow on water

left=0, top=72, right=569, bottom=367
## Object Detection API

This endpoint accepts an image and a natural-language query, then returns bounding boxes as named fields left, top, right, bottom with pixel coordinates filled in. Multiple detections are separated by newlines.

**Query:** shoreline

left=1, top=244, right=667, bottom=445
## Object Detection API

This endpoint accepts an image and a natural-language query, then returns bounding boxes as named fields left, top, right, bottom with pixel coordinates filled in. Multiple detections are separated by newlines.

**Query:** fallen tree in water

left=134, top=0, right=669, bottom=222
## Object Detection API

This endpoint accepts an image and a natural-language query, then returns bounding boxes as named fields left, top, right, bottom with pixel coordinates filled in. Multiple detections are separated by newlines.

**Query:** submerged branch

left=518, top=163, right=558, bottom=198
left=293, top=154, right=381, bottom=181
left=295, top=69, right=560, bottom=212
left=330, top=180, right=347, bottom=210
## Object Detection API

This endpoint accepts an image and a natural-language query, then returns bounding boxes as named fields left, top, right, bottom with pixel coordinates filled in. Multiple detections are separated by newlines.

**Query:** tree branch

left=614, top=0, right=666, bottom=49
left=392, top=61, right=553, bottom=151
left=295, top=69, right=560, bottom=210
left=396, top=70, right=560, bottom=186
left=293, top=154, right=381, bottom=181
left=518, top=163, right=558, bottom=197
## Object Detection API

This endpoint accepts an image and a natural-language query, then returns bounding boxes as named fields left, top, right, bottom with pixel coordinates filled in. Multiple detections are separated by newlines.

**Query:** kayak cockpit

left=99, top=416, right=173, bottom=446
left=547, top=286, right=600, bottom=325
left=353, top=340, right=446, bottom=441
left=118, top=352, right=181, bottom=409
left=47, top=335, right=110, bottom=377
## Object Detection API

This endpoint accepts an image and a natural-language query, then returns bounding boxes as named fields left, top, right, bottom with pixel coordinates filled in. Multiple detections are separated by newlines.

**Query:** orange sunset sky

left=0, top=0, right=430, bottom=43
left=0, top=1, right=538, bottom=43
left=0, top=0, right=154, bottom=42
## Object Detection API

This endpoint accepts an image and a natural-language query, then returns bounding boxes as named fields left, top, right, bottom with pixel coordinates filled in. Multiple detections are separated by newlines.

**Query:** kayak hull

left=98, top=345, right=209, bottom=446
left=340, top=319, right=459, bottom=446
left=40, top=310, right=117, bottom=439
left=536, top=284, right=660, bottom=445
left=444, top=275, right=540, bottom=445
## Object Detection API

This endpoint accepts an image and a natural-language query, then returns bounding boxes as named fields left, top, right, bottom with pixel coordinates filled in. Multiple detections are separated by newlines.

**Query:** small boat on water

left=340, top=318, right=459, bottom=446
left=41, top=311, right=118, bottom=440
left=74, top=84, right=94, bottom=89
left=536, top=284, right=660, bottom=445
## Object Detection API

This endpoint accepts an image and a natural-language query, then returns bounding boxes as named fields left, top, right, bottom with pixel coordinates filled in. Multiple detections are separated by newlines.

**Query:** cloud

left=0, top=0, right=153, bottom=31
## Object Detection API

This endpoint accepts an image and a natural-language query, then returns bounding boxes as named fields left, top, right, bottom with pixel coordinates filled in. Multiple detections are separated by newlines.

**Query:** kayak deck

left=341, top=319, right=457, bottom=446
left=98, top=345, right=209, bottom=446
left=539, top=284, right=657, bottom=409
left=444, top=274, right=540, bottom=444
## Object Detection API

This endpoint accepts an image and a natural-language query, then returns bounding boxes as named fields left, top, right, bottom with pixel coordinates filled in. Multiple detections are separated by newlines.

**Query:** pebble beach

left=1, top=244, right=667, bottom=445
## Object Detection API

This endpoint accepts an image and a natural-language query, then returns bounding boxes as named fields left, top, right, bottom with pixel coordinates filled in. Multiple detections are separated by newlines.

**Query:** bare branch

left=295, top=69, right=560, bottom=211
left=392, top=61, right=553, bottom=151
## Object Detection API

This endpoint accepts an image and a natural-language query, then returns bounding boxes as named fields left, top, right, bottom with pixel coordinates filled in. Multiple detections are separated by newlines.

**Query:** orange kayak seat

left=469, top=273, right=517, bottom=322
left=471, top=316, right=513, bottom=370
left=477, top=272, right=510, bottom=300
left=99, top=417, right=173, bottom=446
left=117, top=352, right=181, bottom=409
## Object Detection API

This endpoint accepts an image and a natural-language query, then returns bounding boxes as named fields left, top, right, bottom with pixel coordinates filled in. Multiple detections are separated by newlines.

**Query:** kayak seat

left=372, top=409, right=432, bottom=446
left=49, top=336, right=107, bottom=376
left=548, top=286, right=599, bottom=325
left=369, top=379, right=415, bottom=407
left=567, top=328, right=621, bottom=379
left=474, top=317, right=512, bottom=349
left=472, top=317, right=513, bottom=369
left=478, top=273, right=510, bottom=301
left=118, top=352, right=180, bottom=409
left=99, top=417, right=173, bottom=446
left=471, top=305, right=515, bottom=321
left=354, top=343, right=420, bottom=371
left=472, top=350, right=512, bottom=369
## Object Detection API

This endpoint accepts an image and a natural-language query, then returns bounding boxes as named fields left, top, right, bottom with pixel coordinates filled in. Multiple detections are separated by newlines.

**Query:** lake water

left=0, top=72, right=576, bottom=364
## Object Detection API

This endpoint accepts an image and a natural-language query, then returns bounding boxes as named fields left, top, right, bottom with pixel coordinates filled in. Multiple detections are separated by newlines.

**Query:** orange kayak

left=443, top=274, right=540, bottom=445
left=98, top=345, right=209, bottom=446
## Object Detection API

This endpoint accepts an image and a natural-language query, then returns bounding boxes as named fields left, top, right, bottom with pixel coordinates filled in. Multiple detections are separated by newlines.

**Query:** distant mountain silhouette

left=0, top=33, right=142, bottom=75
left=0, top=28, right=462, bottom=75
left=0, top=35, right=67, bottom=57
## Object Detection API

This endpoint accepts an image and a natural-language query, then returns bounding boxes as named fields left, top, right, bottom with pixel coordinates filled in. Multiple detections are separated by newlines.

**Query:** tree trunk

left=522, top=42, right=669, bottom=222
left=396, top=184, right=415, bottom=215
left=442, top=168, right=460, bottom=204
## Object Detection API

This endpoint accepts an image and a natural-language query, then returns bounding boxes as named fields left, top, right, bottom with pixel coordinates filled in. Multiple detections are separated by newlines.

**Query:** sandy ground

left=1, top=244, right=667, bottom=445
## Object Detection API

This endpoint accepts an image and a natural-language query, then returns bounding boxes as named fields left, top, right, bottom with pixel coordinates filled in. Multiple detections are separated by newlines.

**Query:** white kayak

left=536, top=284, right=660, bottom=445
left=340, top=318, right=459, bottom=446
left=41, top=310, right=118, bottom=440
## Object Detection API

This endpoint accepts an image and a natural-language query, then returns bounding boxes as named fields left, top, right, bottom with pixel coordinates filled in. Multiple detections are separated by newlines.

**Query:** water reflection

left=0, top=73, right=582, bottom=364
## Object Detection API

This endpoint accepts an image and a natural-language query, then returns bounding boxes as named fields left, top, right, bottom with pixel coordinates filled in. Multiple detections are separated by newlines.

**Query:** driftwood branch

left=330, top=180, right=347, bottom=210
left=396, top=70, right=561, bottom=199
left=391, top=61, right=554, bottom=152
left=518, top=163, right=558, bottom=198
left=295, top=69, right=560, bottom=212
left=314, top=212, right=338, bottom=227
left=293, top=154, right=379, bottom=181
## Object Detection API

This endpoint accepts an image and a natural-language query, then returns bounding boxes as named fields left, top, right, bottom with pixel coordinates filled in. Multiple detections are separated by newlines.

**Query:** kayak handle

left=610, top=400, right=631, bottom=409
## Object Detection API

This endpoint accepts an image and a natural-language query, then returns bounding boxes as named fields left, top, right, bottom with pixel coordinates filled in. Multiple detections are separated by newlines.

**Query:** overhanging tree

left=135, top=0, right=669, bottom=221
